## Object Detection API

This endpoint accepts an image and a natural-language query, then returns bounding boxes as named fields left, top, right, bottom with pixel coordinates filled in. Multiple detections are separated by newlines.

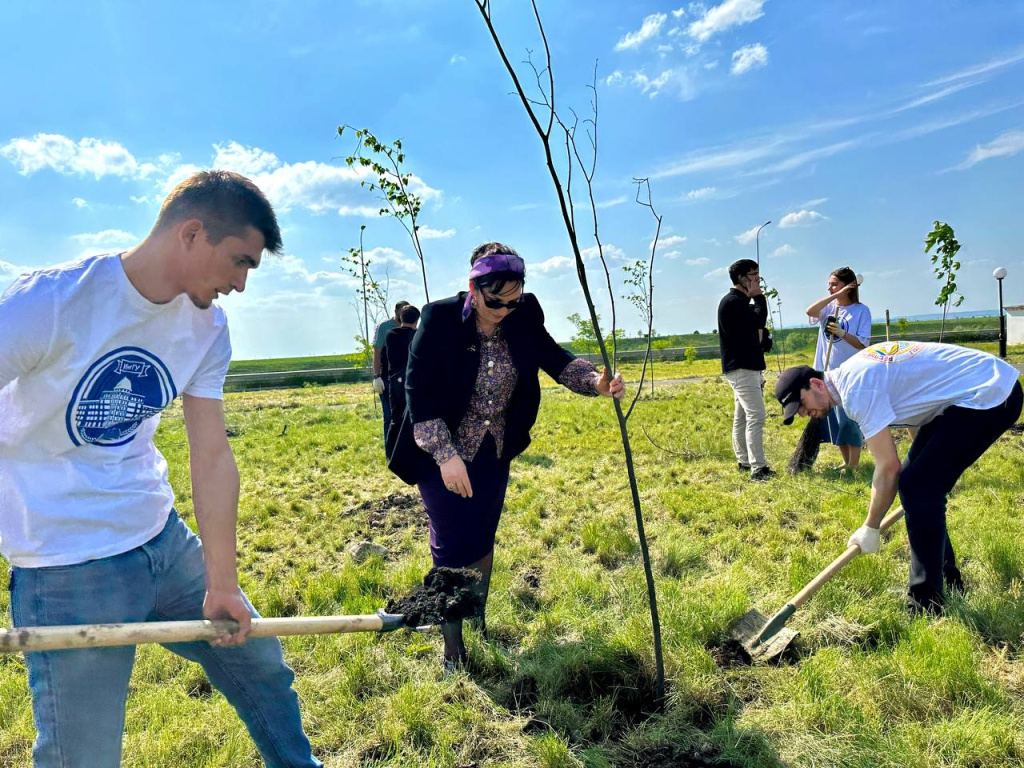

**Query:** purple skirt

left=417, top=434, right=511, bottom=568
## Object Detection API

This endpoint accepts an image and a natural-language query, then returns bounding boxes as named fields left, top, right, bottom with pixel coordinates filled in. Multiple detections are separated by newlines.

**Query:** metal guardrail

left=224, top=329, right=1002, bottom=391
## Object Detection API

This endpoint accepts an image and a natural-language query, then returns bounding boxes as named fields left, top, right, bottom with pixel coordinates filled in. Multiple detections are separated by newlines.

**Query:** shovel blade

left=729, top=609, right=798, bottom=662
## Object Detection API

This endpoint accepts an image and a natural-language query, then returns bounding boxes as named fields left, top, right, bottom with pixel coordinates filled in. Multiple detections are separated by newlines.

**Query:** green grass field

left=1, top=364, right=1023, bottom=766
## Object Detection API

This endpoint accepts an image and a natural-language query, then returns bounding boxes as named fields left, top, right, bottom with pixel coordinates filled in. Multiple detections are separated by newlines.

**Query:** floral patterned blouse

left=413, top=320, right=600, bottom=464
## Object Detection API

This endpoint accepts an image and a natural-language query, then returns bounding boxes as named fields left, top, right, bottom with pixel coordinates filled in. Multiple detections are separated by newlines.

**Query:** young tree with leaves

left=924, top=221, right=964, bottom=342
left=338, top=125, right=430, bottom=301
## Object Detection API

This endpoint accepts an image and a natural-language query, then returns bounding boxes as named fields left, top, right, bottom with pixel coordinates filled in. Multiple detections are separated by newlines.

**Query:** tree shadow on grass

left=471, top=634, right=784, bottom=767
left=518, top=453, right=555, bottom=468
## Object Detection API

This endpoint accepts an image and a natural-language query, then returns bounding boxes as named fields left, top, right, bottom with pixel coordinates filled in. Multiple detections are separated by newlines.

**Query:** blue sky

left=2, top=0, right=1023, bottom=359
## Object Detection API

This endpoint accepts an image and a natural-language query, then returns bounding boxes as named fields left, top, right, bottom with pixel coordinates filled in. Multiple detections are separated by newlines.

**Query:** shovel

left=0, top=611, right=428, bottom=654
left=731, top=505, right=906, bottom=661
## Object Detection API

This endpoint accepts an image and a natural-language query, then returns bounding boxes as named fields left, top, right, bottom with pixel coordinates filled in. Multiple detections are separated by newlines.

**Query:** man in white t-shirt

left=0, top=171, right=321, bottom=767
left=774, top=341, right=1023, bottom=615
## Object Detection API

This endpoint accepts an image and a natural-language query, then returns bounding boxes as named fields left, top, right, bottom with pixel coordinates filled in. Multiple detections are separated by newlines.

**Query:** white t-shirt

left=826, top=341, right=1020, bottom=440
left=811, top=300, right=872, bottom=371
left=0, top=253, right=232, bottom=567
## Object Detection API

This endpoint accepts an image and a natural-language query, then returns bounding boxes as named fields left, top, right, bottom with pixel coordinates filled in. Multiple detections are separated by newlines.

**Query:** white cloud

left=72, top=197, right=88, bottom=208
left=657, top=45, right=674, bottom=54
left=771, top=244, right=796, bottom=258
left=212, top=141, right=281, bottom=176
left=1, top=134, right=158, bottom=179
left=654, top=234, right=687, bottom=250
left=0, top=259, right=34, bottom=281
left=595, top=195, right=628, bottom=209
left=778, top=209, right=827, bottom=228
left=130, top=195, right=153, bottom=205
left=581, top=244, right=627, bottom=261
left=925, top=49, right=1024, bottom=88
left=731, top=43, right=769, bottom=75
left=450, top=54, right=467, bottom=65
left=363, top=246, right=419, bottom=274
left=798, top=197, right=828, bottom=208
left=71, top=229, right=138, bottom=248
left=686, top=186, right=717, bottom=200
left=734, top=225, right=760, bottom=244
left=751, top=138, right=863, bottom=175
left=533, top=256, right=573, bottom=274
left=951, top=129, right=1024, bottom=171
left=671, top=7, right=686, bottom=18
left=704, top=266, right=729, bottom=279
left=605, top=70, right=625, bottom=86
left=704, top=60, right=719, bottom=70
left=418, top=225, right=456, bottom=239
left=630, top=67, right=698, bottom=100
left=337, top=204, right=383, bottom=217
left=685, top=257, right=710, bottom=265
left=71, top=229, right=139, bottom=257
left=615, top=13, right=667, bottom=51
left=663, top=250, right=682, bottom=259
left=687, top=0, right=765, bottom=43
left=651, top=136, right=786, bottom=178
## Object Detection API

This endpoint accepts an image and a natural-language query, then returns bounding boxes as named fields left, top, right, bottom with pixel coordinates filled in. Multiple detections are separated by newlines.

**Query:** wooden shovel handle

left=0, top=614, right=392, bottom=654
left=790, top=506, right=905, bottom=609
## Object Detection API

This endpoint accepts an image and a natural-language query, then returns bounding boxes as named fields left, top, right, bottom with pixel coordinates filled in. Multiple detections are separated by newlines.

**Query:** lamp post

left=755, top=220, right=771, bottom=265
left=994, top=267, right=1007, bottom=358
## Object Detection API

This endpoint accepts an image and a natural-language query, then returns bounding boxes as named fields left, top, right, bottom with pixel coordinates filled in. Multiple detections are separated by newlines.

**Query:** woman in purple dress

left=387, top=242, right=624, bottom=669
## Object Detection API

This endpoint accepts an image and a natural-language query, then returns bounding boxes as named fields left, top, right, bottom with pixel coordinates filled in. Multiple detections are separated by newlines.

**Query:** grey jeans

left=723, top=368, right=767, bottom=472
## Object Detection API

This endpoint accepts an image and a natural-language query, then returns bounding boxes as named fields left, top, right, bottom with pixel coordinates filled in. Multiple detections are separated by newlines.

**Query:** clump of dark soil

left=1007, top=422, right=1024, bottom=435
left=626, top=742, right=741, bottom=768
left=385, top=567, right=482, bottom=626
left=707, top=639, right=753, bottom=668
left=354, top=493, right=426, bottom=533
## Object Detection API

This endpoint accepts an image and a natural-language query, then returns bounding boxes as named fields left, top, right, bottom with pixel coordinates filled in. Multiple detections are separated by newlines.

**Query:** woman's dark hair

left=831, top=266, right=859, bottom=303
left=470, top=241, right=525, bottom=295
left=399, top=305, right=420, bottom=324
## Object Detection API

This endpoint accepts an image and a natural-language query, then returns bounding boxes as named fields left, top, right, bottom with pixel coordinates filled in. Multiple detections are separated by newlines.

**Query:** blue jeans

left=9, top=511, right=322, bottom=768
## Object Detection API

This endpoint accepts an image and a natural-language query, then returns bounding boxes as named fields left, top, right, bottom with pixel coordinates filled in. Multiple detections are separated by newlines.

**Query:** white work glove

left=847, top=525, right=880, bottom=554
left=372, top=376, right=385, bottom=395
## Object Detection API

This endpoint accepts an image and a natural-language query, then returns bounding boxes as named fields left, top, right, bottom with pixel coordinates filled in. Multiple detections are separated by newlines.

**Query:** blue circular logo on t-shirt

left=65, top=347, right=177, bottom=447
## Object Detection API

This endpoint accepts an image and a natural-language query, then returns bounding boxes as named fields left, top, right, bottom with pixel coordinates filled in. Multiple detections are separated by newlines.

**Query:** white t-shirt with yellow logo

left=825, top=341, right=1020, bottom=440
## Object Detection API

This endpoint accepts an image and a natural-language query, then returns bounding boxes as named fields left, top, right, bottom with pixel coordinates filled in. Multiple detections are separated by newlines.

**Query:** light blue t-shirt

left=811, top=299, right=872, bottom=371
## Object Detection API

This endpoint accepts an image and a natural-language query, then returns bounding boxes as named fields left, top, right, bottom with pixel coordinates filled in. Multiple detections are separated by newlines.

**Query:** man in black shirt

left=717, top=258, right=775, bottom=481
left=380, top=304, right=420, bottom=440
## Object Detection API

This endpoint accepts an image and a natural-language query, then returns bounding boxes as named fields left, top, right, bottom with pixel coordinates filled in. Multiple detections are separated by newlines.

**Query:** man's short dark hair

left=399, top=305, right=420, bottom=325
left=155, top=170, right=282, bottom=254
left=394, top=300, right=410, bottom=318
left=728, top=259, right=759, bottom=285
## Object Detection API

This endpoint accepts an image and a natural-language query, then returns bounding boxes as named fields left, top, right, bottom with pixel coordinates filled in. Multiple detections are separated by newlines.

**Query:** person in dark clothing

left=387, top=242, right=624, bottom=671
left=380, top=304, right=420, bottom=436
left=717, top=258, right=776, bottom=481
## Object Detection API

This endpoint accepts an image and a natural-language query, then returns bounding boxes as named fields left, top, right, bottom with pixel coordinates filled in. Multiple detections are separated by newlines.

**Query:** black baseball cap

left=774, top=365, right=818, bottom=425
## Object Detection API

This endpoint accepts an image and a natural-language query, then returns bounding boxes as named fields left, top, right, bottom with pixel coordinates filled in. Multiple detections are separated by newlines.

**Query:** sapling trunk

left=474, top=0, right=665, bottom=702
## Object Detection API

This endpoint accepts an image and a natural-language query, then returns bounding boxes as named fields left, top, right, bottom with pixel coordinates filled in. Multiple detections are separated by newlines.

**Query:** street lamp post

left=755, top=220, right=771, bottom=265
left=994, top=267, right=1007, bottom=358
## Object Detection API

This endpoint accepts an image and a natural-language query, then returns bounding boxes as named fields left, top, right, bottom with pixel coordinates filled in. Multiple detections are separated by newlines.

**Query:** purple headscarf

left=462, top=252, right=526, bottom=320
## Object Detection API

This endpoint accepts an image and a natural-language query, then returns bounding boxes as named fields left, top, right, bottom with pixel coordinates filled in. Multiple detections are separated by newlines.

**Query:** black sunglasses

left=480, top=291, right=523, bottom=311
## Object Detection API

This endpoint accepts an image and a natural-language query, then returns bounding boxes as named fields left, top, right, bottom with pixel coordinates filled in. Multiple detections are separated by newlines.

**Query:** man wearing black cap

left=775, top=340, right=1023, bottom=614
left=717, top=259, right=775, bottom=481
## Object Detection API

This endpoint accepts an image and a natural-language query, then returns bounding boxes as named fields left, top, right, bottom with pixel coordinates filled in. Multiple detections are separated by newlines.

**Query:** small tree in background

left=338, top=125, right=430, bottom=301
left=897, top=317, right=911, bottom=337
left=567, top=312, right=601, bottom=355
left=924, top=221, right=964, bottom=342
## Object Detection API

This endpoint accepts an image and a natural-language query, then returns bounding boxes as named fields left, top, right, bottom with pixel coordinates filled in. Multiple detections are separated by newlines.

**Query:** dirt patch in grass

left=385, top=567, right=482, bottom=626
left=708, top=637, right=802, bottom=668
left=354, top=492, right=426, bottom=533
left=625, top=742, right=741, bottom=768
left=1007, top=422, right=1024, bottom=435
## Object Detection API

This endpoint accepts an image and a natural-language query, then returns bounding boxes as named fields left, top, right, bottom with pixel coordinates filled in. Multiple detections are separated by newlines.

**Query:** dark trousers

left=379, top=390, right=391, bottom=441
left=417, top=434, right=511, bottom=568
left=899, top=381, right=1023, bottom=606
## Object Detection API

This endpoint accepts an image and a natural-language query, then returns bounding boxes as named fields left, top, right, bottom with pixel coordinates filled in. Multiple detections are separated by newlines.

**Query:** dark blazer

left=381, top=325, right=415, bottom=422
left=387, top=292, right=575, bottom=485
left=717, top=288, right=768, bottom=374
